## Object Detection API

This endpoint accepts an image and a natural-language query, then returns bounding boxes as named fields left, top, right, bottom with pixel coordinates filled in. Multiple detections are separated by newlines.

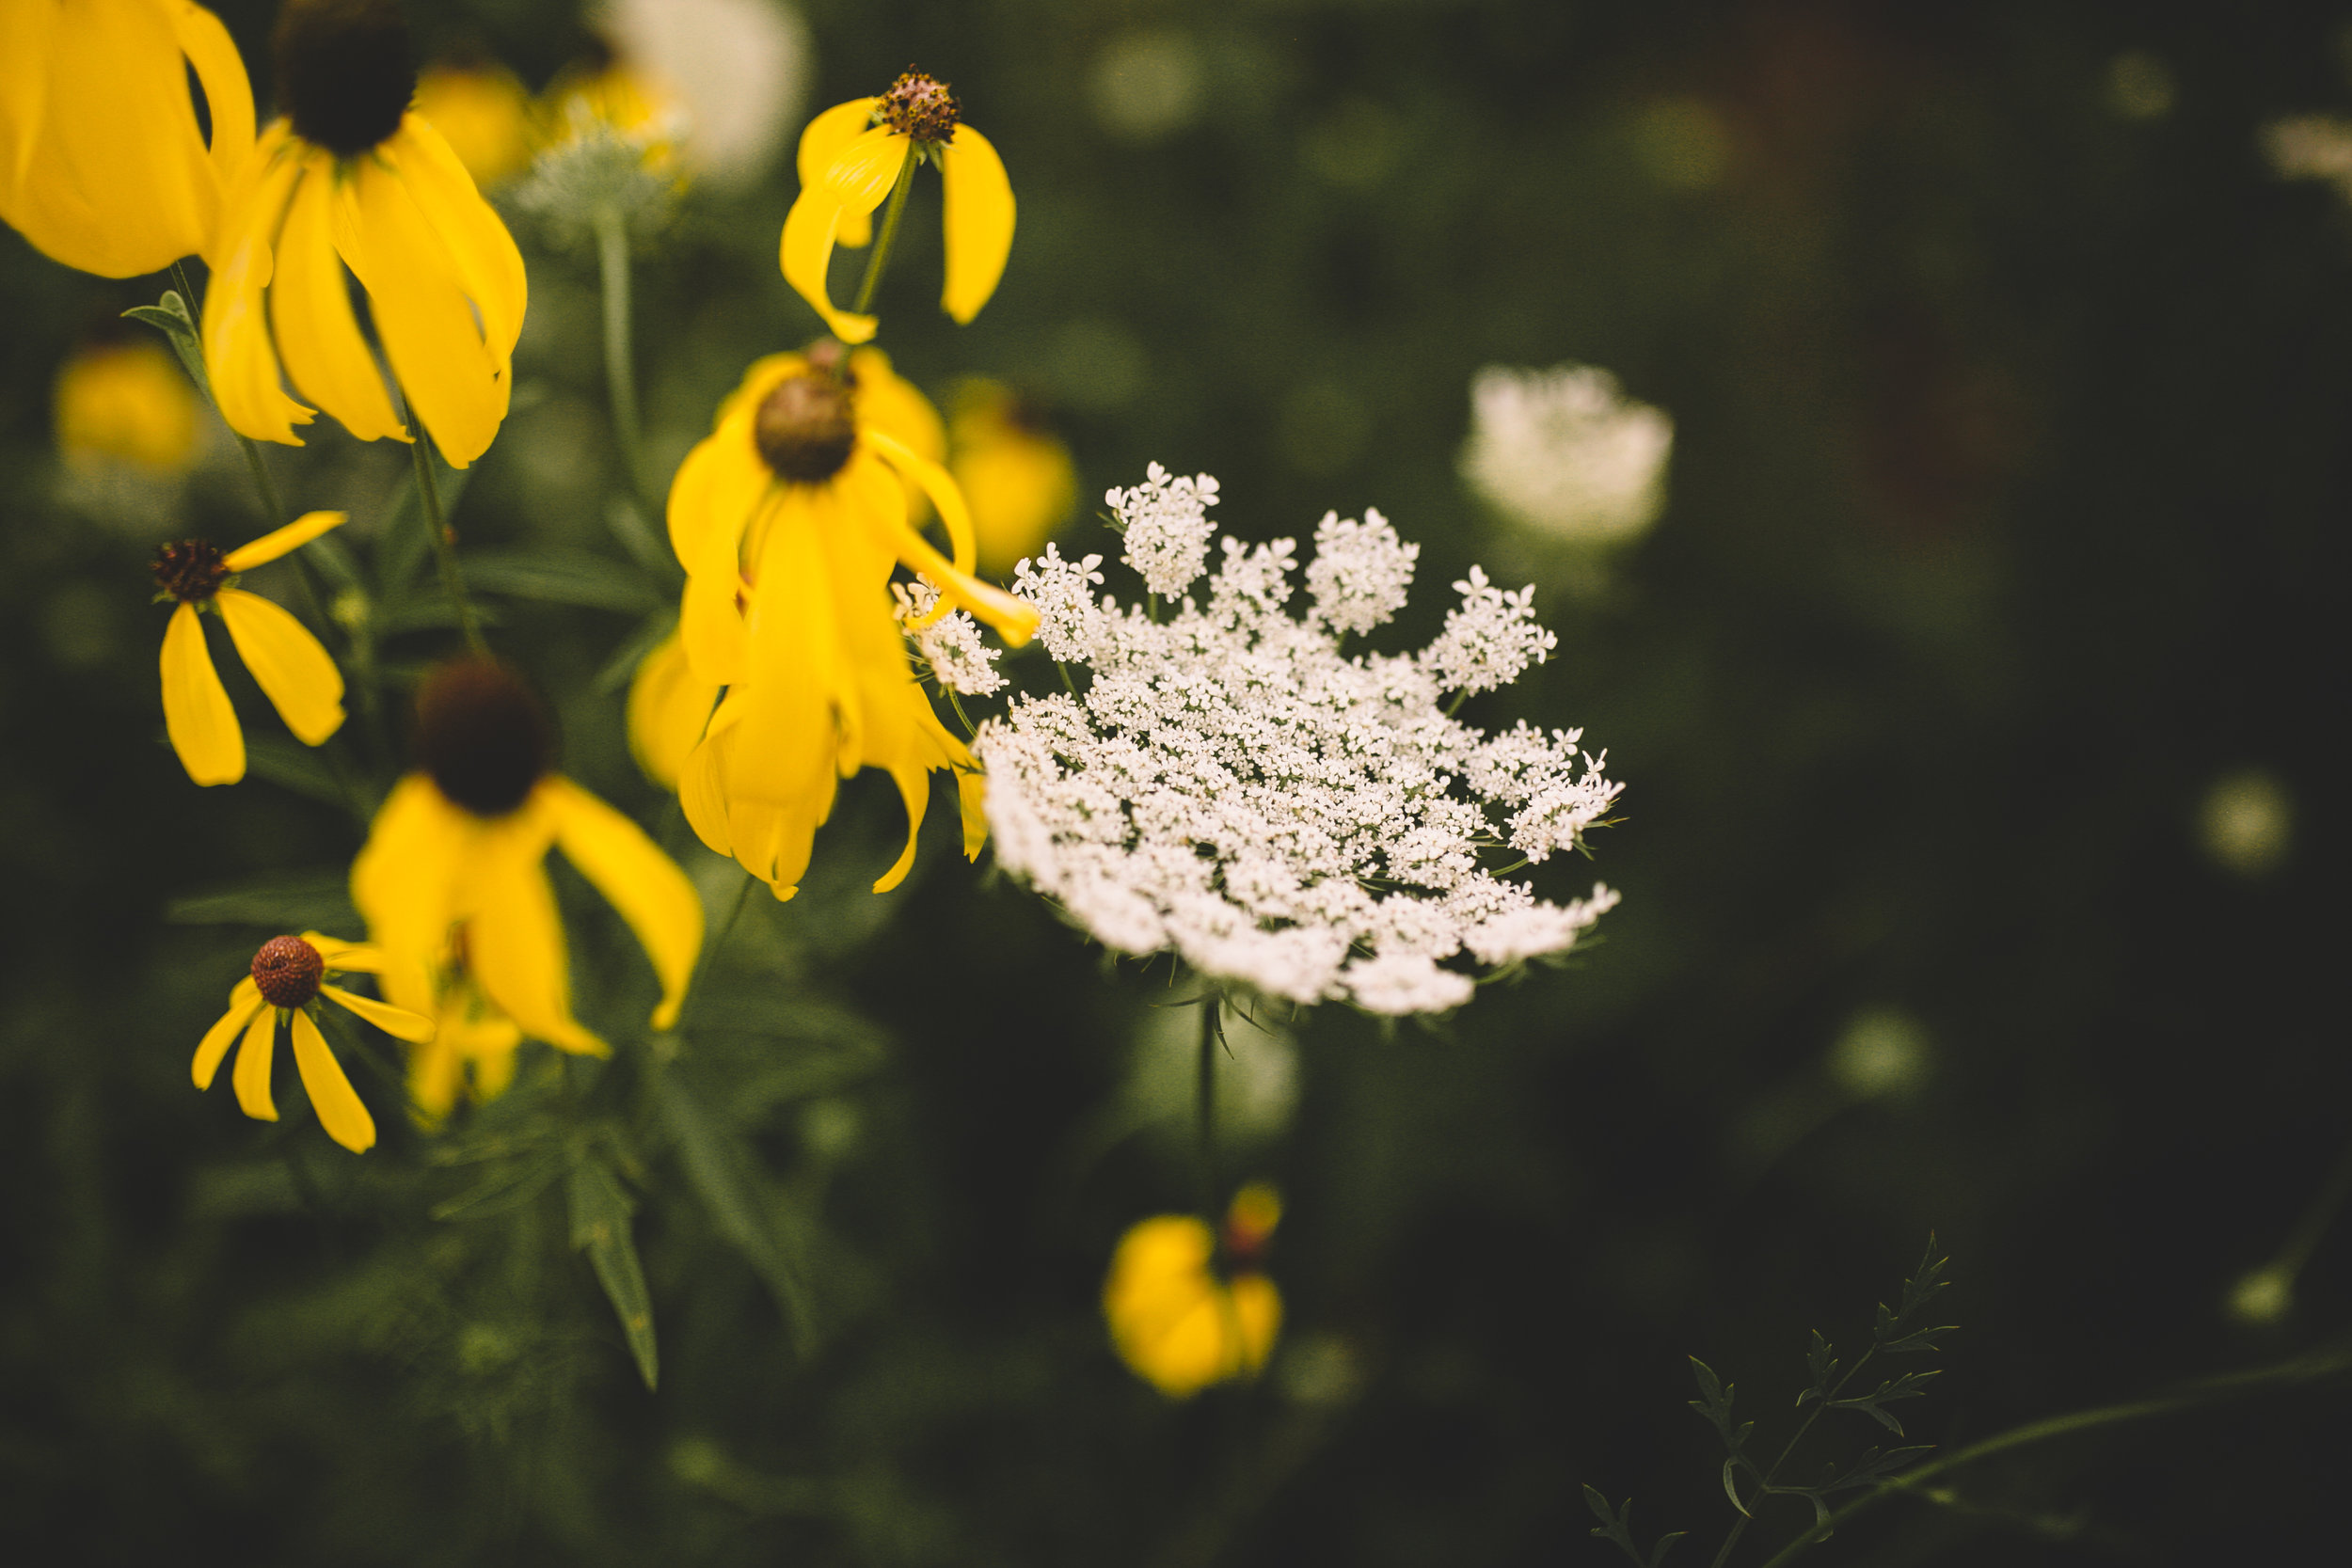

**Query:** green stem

left=1711, top=1347, right=1880, bottom=1568
left=672, top=873, right=757, bottom=1037
left=850, top=143, right=921, bottom=317
left=410, top=432, right=485, bottom=654
left=1752, top=1344, right=2352, bottom=1568
left=237, top=434, right=288, bottom=527
left=946, top=689, right=976, bottom=738
left=1197, top=991, right=1220, bottom=1220
left=592, top=204, right=649, bottom=505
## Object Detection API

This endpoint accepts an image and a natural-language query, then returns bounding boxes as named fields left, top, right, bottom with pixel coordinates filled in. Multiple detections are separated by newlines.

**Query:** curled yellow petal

left=232, top=1005, right=278, bottom=1121
left=874, top=762, right=931, bottom=895
left=214, top=588, right=344, bottom=746
left=797, top=98, right=880, bottom=247
left=171, top=0, right=257, bottom=261
left=322, top=984, right=436, bottom=1044
left=861, top=431, right=1040, bottom=646
left=161, top=600, right=244, bottom=785
left=269, top=160, right=409, bottom=445
left=291, top=1007, right=375, bottom=1152
left=544, top=777, right=705, bottom=1030
left=780, top=124, right=907, bottom=344
left=467, top=825, right=607, bottom=1056
left=202, top=128, right=315, bottom=447
left=223, top=509, right=347, bottom=573
left=194, top=979, right=263, bottom=1089
left=936, top=124, right=1015, bottom=325
left=627, top=627, right=718, bottom=789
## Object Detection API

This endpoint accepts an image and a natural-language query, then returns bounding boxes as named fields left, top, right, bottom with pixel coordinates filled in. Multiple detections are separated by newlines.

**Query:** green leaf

left=373, top=455, right=472, bottom=608
left=242, top=736, right=349, bottom=811
left=656, top=1069, right=819, bottom=1346
left=1581, top=1484, right=1617, bottom=1525
left=122, top=291, right=209, bottom=391
left=461, top=547, right=661, bottom=613
left=376, top=592, right=504, bottom=637
left=432, top=1148, right=566, bottom=1222
left=567, top=1156, right=659, bottom=1389
left=605, top=494, right=681, bottom=582
left=167, top=870, right=360, bottom=931
left=595, top=607, right=678, bottom=696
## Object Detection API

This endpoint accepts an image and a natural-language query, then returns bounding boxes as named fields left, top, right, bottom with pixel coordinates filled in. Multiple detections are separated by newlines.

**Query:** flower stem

left=1751, top=1343, right=2352, bottom=1568
left=592, top=204, right=649, bottom=505
left=167, top=261, right=294, bottom=531
left=1709, top=1344, right=1879, bottom=1568
left=1198, top=991, right=1220, bottom=1220
left=850, top=143, right=921, bottom=317
left=409, top=432, right=485, bottom=654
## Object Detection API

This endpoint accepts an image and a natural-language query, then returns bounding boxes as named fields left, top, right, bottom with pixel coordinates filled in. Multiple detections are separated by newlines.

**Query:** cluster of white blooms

left=977, top=471, right=1622, bottom=1017
left=893, top=578, right=1006, bottom=696
left=1459, top=363, right=1673, bottom=546
left=1108, top=462, right=1220, bottom=595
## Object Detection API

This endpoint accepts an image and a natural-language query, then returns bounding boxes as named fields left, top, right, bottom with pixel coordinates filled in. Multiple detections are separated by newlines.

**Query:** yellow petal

left=195, top=980, right=263, bottom=1089
left=957, top=765, right=989, bottom=861
left=171, top=0, right=258, bottom=257
left=222, top=509, right=348, bottom=572
left=1229, top=1274, right=1282, bottom=1374
left=270, top=161, right=409, bottom=444
left=864, top=426, right=977, bottom=576
left=232, top=1005, right=278, bottom=1121
left=332, top=155, right=505, bottom=467
left=351, top=774, right=469, bottom=1007
left=161, top=601, right=245, bottom=785
left=936, top=125, right=1014, bottom=325
left=860, top=432, right=1040, bottom=645
left=873, top=762, right=931, bottom=894
left=201, top=129, right=315, bottom=446
left=796, top=98, right=879, bottom=247
left=302, top=932, right=384, bottom=972
left=321, top=984, right=435, bottom=1044
left=544, top=776, right=705, bottom=1030
left=467, top=826, right=608, bottom=1055
left=383, top=116, right=527, bottom=358
left=291, top=1007, right=375, bottom=1152
left=779, top=187, right=875, bottom=345
left=214, top=589, right=344, bottom=746
left=627, top=627, right=718, bottom=789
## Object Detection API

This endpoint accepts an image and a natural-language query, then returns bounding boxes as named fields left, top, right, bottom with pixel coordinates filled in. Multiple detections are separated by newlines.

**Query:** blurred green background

left=3, top=0, right=2347, bottom=1562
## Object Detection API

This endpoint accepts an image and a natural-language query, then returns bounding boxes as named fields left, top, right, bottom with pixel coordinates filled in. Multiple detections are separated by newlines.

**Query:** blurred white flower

left=978, top=469, right=1621, bottom=1017
left=2265, top=115, right=2352, bottom=205
left=599, top=0, right=811, bottom=190
left=1460, top=363, right=1673, bottom=546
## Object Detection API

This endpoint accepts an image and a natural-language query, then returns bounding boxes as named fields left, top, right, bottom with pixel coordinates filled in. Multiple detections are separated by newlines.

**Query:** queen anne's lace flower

left=894, top=578, right=1007, bottom=696
left=1109, top=462, right=1219, bottom=596
left=1460, top=363, right=1672, bottom=546
left=977, top=470, right=1622, bottom=1016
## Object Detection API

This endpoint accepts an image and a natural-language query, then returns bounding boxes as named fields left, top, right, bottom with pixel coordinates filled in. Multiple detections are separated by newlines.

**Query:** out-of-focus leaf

left=376, top=594, right=504, bottom=637
left=243, top=735, right=351, bottom=811
left=461, top=548, right=660, bottom=613
left=605, top=495, right=680, bottom=583
left=657, top=1069, right=818, bottom=1346
left=433, top=1148, right=566, bottom=1222
left=595, top=608, right=678, bottom=695
left=567, top=1155, right=658, bottom=1389
left=167, top=871, right=360, bottom=930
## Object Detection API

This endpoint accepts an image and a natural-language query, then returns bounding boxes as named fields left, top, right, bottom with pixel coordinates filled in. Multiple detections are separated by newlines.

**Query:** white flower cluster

left=1107, top=462, right=1220, bottom=596
left=1459, top=363, right=1673, bottom=546
left=893, top=578, right=1006, bottom=696
left=978, top=473, right=1622, bottom=1017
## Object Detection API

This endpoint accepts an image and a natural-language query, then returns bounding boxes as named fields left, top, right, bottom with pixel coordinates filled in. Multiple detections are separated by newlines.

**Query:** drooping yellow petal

left=382, top=116, right=528, bottom=359
left=627, top=627, right=719, bottom=789
left=202, top=128, right=315, bottom=446
left=214, top=588, right=344, bottom=746
left=543, top=776, right=705, bottom=1030
left=861, top=431, right=1040, bottom=645
left=232, top=1004, right=278, bottom=1121
left=194, top=979, right=263, bottom=1089
left=864, top=426, right=977, bottom=575
left=321, top=984, right=436, bottom=1043
left=779, top=124, right=908, bottom=343
left=797, top=98, right=880, bottom=247
left=848, top=346, right=946, bottom=521
left=351, top=775, right=469, bottom=1017
left=935, top=124, right=1015, bottom=325
left=290, top=1007, right=375, bottom=1152
left=874, top=761, right=931, bottom=895
left=161, top=600, right=244, bottom=785
left=467, top=829, right=607, bottom=1055
left=332, top=155, right=506, bottom=468
left=271, top=160, right=409, bottom=444
left=172, top=0, right=256, bottom=260
left=223, top=509, right=348, bottom=572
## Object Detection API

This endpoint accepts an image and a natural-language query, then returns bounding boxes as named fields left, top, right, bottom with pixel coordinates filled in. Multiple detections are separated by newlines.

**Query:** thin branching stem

left=410, top=430, right=485, bottom=654
left=851, top=143, right=921, bottom=316
left=1197, top=988, right=1220, bottom=1220
left=1709, top=1348, right=1882, bottom=1568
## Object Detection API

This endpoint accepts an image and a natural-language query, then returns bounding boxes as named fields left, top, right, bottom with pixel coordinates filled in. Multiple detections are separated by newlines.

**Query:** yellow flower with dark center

left=1104, top=1184, right=1284, bottom=1398
left=201, top=0, right=527, bottom=467
left=352, top=658, right=705, bottom=1058
left=194, top=931, right=436, bottom=1153
left=660, top=343, right=1038, bottom=897
left=152, top=510, right=348, bottom=786
left=0, top=0, right=254, bottom=277
left=781, top=69, right=1014, bottom=344
left=949, top=379, right=1077, bottom=577
left=413, top=59, right=532, bottom=186
left=55, top=340, right=201, bottom=474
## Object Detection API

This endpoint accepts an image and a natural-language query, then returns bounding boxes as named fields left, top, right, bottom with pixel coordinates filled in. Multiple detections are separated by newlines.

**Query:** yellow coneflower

left=152, top=510, right=348, bottom=786
left=948, top=379, right=1077, bottom=577
left=202, top=0, right=526, bottom=467
left=781, top=69, right=1013, bottom=344
left=658, top=342, right=1037, bottom=898
left=0, top=0, right=254, bottom=277
left=55, top=340, right=202, bottom=475
left=405, top=960, right=524, bottom=1120
left=1104, top=1184, right=1284, bottom=1399
left=351, top=658, right=705, bottom=1058
left=412, top=58, right=532, bottom=187
left=194, top=931, right=435, bottom=1153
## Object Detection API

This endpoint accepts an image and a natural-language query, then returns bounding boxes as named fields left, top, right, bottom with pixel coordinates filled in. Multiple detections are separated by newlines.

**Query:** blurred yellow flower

left=0, top=0, right=254, bottom=277
left=782, top=70, right=1014, bottom=343
left=353, top=659, right=705, bottom=1059
left=202, top=0, right=526, bottom=467
left=151, top=510, right=348, bottom=786
left=414, top=60, right=533, bottom=186
left=541, top=58, right=676, bottom=157
left=949, top=380, right=1076, bottom=576
left=55, top=341, right=200, bottom=474
left=662, top=343, right=1036, bottom=897
left=405, top=962, right=525, bottom=1121
left=1104, top=1184, right=1283, bottom=1398
left=194, top=931, right=435, bottom=1153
